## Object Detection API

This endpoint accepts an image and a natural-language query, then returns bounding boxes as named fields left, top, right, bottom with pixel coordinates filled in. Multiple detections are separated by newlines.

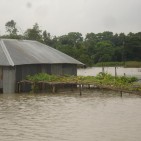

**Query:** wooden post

left=17, top=83, right=19, bottom=93
left=115, top=66, right=117, bottom=78
left=71, top=84, right=74, bottom=91
left=88, top=84, right=90, bottom=89
left=33, top=83, right=35, bottom=93
left=79, top=84, right=82, bottom=96
left=18, top=82, right=21, bottom=93
left=52, top=85, right=56, bottom=93
left=42, top=82, right=45, bottom=92
left=120, top=91, right=122, bottom=97
left=102, top=66, right=104, bottom=73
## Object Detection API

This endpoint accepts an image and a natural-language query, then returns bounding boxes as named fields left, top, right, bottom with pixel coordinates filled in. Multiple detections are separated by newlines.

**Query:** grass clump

left=26, top=73, right=59, bottom=82
left=124, top=61, right=141, bottom=68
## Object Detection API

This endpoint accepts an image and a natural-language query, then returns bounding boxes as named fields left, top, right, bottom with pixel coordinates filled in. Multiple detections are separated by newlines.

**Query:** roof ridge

left=0, top=40, right=14, bottom=66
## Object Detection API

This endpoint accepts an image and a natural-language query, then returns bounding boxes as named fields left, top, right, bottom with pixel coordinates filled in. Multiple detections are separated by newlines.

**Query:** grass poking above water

left=26, top=73, right=140, bottom=92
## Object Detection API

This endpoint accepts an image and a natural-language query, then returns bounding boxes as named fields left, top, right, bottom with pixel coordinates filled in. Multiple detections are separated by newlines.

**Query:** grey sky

left=0, top=0, right=141, bottom=36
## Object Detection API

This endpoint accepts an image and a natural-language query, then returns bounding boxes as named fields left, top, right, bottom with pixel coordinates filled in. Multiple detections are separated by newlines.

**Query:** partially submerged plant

left=26, top=72, right=139, bottom=92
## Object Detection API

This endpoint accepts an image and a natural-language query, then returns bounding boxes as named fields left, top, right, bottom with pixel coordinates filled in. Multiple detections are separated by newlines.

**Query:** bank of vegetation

left=25, top=73, right=141, bottom=93
left=94, top=61, right=141, bottom=67
left=1, top=20, right=141, bottom=67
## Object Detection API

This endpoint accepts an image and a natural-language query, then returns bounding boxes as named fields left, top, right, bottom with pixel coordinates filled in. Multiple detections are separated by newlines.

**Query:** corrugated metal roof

left=0, top=39, right=84, bottom=66
left=0, top=41, right=10, bottom=66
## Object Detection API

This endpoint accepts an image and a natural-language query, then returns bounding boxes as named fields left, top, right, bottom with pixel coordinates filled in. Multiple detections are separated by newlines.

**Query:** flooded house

left=0, top=39, right=83, bottom=93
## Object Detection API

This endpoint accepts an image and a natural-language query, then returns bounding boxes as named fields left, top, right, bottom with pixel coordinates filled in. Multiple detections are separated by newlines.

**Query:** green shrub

left=26, top=72, right=138, bottom=92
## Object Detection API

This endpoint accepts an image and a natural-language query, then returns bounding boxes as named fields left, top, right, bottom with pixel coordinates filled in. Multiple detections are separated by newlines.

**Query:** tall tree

left=5, top=20, right=18, bottom=38
left=92, top=41, right=114, bottom=63
left=42, top=30, right=52, bottom=46
left=24, top=23, right=43, bottom=42
left=58, top=32, right=83, bottom=48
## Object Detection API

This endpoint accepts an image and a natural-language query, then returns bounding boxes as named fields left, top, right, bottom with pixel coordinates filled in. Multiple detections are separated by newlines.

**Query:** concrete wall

left=0, top=67, right=2, bottom=89
left=3, top=66, right=16, bottom=93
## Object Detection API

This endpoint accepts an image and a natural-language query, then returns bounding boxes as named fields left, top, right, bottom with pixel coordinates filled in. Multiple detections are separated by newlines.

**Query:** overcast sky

left=0, top=0, right=141, bottom=36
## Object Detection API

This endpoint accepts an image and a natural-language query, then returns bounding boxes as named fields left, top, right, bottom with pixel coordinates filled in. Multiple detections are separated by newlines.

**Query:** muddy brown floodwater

left=0, top=90, right=141, bottom=141
left=78, top=67, right=141, bottom=79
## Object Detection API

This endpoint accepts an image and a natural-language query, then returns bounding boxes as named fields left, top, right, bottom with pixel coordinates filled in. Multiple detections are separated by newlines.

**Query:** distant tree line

left=1, top=20, right=141, bottom=66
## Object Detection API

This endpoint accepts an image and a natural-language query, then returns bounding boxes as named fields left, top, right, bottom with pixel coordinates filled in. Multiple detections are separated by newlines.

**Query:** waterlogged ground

left=0, top=91, right=141, bottom=141
left=78, top=67, right=141, bottom=79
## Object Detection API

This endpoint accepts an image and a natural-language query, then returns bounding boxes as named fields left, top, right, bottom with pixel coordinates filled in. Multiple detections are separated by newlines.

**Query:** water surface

left=78, top=67, right=141, bottom=79
left=0, top=91, right=141, bottom=141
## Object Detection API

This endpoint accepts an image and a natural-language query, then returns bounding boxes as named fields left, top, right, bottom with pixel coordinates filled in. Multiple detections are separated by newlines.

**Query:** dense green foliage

left=26, top=73, right=59, bottom=82
left=1, top=20, right=141, bottom=66
left=26, top=73, right=140, bottom=92
left=94, top=61, right=141, bottom=67
left=94, top=62, right=124, bottom=67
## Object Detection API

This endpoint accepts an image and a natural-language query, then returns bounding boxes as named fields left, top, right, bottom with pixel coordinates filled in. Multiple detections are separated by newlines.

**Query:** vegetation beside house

left=25, top=73, right=141, bottom=93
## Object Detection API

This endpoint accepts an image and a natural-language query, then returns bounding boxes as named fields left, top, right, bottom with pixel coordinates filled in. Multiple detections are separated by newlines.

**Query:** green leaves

left=26, top=73, right=139, bottom=92
left=24, top=23, right=43, bottom=42
left=26, top=73, right=59, bottom=82
left=5, top=20, right=19, bottom=39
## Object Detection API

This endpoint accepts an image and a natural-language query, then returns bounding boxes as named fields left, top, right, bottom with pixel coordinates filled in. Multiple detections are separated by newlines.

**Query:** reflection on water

left=0, top=91, right=141, bottom=141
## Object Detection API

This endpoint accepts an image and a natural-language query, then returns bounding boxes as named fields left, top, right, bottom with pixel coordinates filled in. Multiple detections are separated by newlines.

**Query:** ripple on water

left=0, top=91, right=141, bottom=141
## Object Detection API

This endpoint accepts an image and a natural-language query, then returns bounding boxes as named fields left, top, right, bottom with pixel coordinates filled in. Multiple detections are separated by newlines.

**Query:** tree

left=125, top=32, right=141, bottom=61
left=84, top=33, right=98, bottom=57
left=67, top=32, right=83, bottom=48
left=92, top=41, right=114, bottom=63
left=58, top=32, right=83, bottom=48
left=5, top=20, right=19, bottom=38
left=97, top=31, right=113, bottom=41
left=42, top=30, right=52, bottom=46
left=24, top=23, right=43, bottom=42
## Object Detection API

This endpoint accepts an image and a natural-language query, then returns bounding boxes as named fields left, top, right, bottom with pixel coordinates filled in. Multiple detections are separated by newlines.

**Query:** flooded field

left=0, top=67, right=141, bottom=141
left=0, top=91, right=141, bottom=141
left=78, top=67, right=141, bottom=79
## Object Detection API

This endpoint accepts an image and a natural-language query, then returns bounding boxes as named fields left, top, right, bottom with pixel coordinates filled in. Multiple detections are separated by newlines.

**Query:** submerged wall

left=0, top=67, right=2, bottom=89
left=15, top=64, right=77, bottom=92
left=16, top=64, right=50, bottom=83
left=16, top=64, right=77, bottom=82
left=15, top=64, right=51, bottom=92
left=3, top=66, right=16, bottom=93
left=1, top=64, right=77, bottom=93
